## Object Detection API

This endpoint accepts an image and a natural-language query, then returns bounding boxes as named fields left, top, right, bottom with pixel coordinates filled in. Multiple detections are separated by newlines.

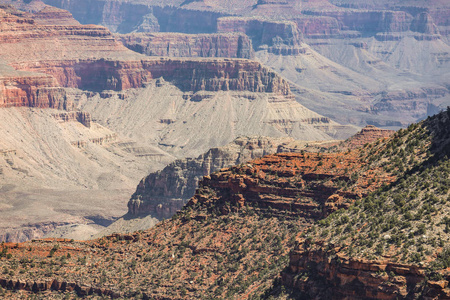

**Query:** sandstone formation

left=126, top=124, right=394, bottom=219
left=51, top=111, right=92, bottom=128
left=9, top=0, right=447, bottom=129
left=0, top=6, right=291, bottom=95
left=0, top=140, right=393, bottom=298
left=117, top=32, right=254, bottom=59
left=303, top=9, right=414, bottom=33
left=43, top=0, right=227, bottom=34
left=0, top=71, right=68, bottom=109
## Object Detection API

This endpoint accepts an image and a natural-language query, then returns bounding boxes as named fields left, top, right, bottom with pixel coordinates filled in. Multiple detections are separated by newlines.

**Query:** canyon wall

left=42, top=0, right=226, bottom=34
left=117, top=32, right=254, bottom=59
left=52, top=111, right=92, bottom=128
left=0, top=5, right=291, bottom=108
left=128, top=124, right=392, bottom=218
left=217, top=17, right=304, bottom=54
left=283, top=248, right=449, bottom=299
left=0, top=73, right=69, bottom=109
left=18, top=58, right=292, bottom=95
left=303, top=10, right=414, bottom=33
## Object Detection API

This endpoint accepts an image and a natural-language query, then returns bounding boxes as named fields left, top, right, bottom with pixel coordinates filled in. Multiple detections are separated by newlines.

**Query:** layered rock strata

left=284, top=248, right=449, bottom=299
left=0, top=72, right=69, bottom=109
left=217, top=17, right=304, bottom=54
left=0, top=6, right=292, bottom=104
left=340, top=125, right=395, bottom=149
left=117, top=32, right=254, bottom=59
left=51, top=111, right=92, bottom=127
left=128, top=125, right=392, bottom=218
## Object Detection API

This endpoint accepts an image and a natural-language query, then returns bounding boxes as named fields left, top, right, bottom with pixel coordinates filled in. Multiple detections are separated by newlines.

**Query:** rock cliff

left=43, top=0, right=226, bottom=34
left=128, top=136, right=295, bottom=218
left=117, top=32, right=254, bottom=59
left=0, top=5, right=291, bottom=99
left=303, top=9, right=414, bottom=34
left=217, top=17, right=304, bottom=54
left=340, top=125, right=395, bottom=149
left=0, top=70, right=69, bottom=109
left=126, top=124, right=391, bottom=219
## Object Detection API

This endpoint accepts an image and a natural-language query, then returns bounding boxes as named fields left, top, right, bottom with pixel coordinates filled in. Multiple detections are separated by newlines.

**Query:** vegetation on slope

left=307, top=109, right=450, bottom=267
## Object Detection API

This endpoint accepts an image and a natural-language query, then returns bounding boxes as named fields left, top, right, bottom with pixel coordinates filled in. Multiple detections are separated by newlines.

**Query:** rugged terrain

left=1, top=108, right=448, bottom=299
left=0, top=3, right=353, bottom=242
left=127, top=125, right=393, bottom=219
left=282, top=109, right=450, bottom=299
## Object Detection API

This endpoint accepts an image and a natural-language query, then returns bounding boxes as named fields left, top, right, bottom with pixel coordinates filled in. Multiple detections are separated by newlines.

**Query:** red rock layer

left=341, top=125, right=395, bottom=149
left=188, top=151, right=393, bottom=219
left=0, top=74, right=68, bottom=109
left=128, top=137, right=295, bottom=218
left=294, top=16, right=340, bottom=38
left=18, top=58, right=292, bottom=94
left=0, top=5, right=292, bottom=108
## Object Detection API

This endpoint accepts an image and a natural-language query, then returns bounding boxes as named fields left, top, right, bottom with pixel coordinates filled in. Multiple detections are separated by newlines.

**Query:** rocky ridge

left=0, top=143, right=392, bottom=299
left=0, top=5, right=292, bottom=97
left=217, top=17, right=304, bottom=55
left=8, top=0, right=449, bottom=128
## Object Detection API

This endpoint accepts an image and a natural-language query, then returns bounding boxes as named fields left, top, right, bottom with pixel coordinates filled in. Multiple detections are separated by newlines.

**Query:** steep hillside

left=0, top=107, right=174, bottom=243
left=0, top=149, right=392, bottom=299
left=282, top=109, right=450, bottom=299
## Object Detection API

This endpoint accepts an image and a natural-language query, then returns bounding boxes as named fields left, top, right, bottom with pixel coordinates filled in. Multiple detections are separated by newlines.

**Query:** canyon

left=0, top=3, right=351, bottom=242
left=0, top=2, right=447, bottom=298
left=31, top=0, right=450, bottom=127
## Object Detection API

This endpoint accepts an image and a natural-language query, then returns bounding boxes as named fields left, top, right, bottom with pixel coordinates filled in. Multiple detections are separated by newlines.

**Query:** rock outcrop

left=410, top=12, right=439, bottom=34
left=43, top=0, right=226, bottom=34
left=283, top=248, right=450, bottom=299
left=294, top=16, right=340, bottom=38
left=128, top=136, right=296, bottom=218
left=281, top=111, right=450, bottom=299
left=117, top=32, right=254, bottom=59
left=52, top=111, right=92, bottom=127
left=340, top=125, right=395, bottom=149
left=0, top=5, right=291, bottom=100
